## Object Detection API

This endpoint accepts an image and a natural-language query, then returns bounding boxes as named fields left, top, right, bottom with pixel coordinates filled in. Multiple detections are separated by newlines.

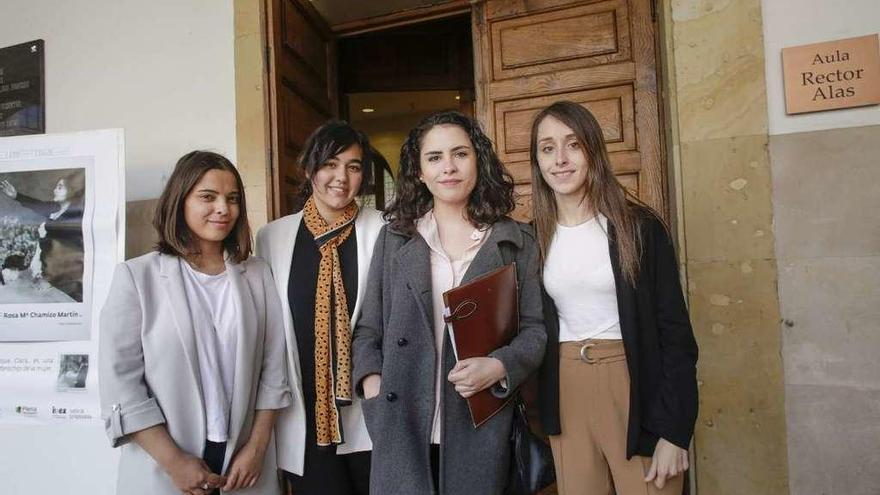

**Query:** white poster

left=0, top=129, right=123, bottom=425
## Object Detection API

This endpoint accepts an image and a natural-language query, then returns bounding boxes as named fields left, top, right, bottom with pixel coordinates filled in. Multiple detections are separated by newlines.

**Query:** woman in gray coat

left=352, top=111, right=547, bottom=495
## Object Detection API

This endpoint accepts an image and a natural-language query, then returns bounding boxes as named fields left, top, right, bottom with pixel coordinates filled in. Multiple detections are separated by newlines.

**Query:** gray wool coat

left=352, top=217, right=547, bottom=495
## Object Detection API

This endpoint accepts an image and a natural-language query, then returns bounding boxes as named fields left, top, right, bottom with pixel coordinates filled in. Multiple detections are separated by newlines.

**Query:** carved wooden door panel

left=267, top=0, right=337, bottom=217
left=473, top=0, right=666, bottom=221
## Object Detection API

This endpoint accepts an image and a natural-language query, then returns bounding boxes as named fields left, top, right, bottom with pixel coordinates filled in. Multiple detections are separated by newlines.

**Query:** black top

left=16, top=194, right=84, bottom=302
left=288, top=222, right=358, bottom=439
left=537, top=208, right=699, bottom=459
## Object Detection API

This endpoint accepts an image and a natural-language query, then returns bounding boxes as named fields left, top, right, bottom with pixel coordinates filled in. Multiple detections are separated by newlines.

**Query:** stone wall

left=664, top=1, right=789, bottom=493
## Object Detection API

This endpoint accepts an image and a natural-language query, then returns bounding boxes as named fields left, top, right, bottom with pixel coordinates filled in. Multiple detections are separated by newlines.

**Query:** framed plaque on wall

left=0, top=40, right=45, bottom=137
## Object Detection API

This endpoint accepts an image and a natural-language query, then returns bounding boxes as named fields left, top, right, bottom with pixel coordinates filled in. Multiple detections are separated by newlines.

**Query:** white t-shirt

left=542, top=215, right=622, bottom=342
left=180, top=259, right=238, bottom=442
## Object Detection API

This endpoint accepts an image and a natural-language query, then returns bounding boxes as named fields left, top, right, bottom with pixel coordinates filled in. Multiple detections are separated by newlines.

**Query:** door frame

left=235, top=0, right=680, bottom=225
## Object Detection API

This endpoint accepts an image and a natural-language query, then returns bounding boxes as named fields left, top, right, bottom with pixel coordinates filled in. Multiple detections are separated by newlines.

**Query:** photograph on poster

left=56, top=353, right=88, bottom=390
left=0, top=167, right=85, bottom=304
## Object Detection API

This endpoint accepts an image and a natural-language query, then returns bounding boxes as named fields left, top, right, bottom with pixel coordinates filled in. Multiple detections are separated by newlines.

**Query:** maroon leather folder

left=443, top=263, right=519, bottom=427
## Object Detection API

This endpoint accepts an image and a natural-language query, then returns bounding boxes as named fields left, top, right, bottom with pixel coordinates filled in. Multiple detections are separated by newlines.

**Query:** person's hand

left=644, top=438, right=689, bottom=489
left=447, top=357, right=506, bottom=398
left=222, top=441, right=266, bottom=491
left=38, top=222, right=47, bottom=238
left=362, top=374, right=382, bottom=400
left=164, top=450, right=225, bottom=495
left=0, top=180, right=17, bottom=199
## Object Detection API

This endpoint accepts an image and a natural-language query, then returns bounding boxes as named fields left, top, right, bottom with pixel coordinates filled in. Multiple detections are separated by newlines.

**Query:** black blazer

left=537, top=209, right=699, bottom=458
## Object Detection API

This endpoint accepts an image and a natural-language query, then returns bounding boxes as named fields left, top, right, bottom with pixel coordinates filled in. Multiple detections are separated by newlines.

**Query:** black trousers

left=430, top=444, right=440, bottom=492
left=203, top=440, right=227, bottom=495
left=284, top=448, right=371, bottom=495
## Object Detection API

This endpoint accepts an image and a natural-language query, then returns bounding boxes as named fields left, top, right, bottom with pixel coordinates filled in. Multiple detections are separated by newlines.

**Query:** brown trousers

left=549, top=340, right=684, bottom=495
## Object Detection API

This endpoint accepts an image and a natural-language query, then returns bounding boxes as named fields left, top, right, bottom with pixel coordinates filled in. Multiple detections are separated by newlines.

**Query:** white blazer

left=255, top=206, right=384, bottom=475
left=98, top=252, right=291, bottom=495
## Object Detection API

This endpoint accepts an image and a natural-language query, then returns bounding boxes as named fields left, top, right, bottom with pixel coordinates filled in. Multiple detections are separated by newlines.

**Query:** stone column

left=664, top=1, right=789, bottom=493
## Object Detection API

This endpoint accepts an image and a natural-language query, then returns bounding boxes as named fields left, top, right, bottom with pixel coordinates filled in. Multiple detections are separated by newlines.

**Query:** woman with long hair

left=255, top=121, right=384, bottom=495
left=99, top=151, right=291, bottom=494
left=352, top=111, right=546, bottom=494
left=531, top=101, right=698, bottom=495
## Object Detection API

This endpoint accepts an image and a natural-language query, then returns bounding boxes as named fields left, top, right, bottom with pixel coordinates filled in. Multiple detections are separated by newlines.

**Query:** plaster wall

left=0, top=0, right=237, bottom=202
left=770, top=125, right=880, bottom=495
left=0, top=0, right=237, bottom=256
left=760, top=2, right=880, bottom=492
left=665, top=1, right=788, bottom=493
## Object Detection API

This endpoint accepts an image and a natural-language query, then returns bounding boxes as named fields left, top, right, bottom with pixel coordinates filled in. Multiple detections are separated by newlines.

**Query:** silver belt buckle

left=579, top=343, right=597, bottom=364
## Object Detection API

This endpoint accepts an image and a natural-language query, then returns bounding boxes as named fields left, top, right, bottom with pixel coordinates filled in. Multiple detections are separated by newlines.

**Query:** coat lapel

left=224, top=260, right=256, bottom=459
left=159, top=254, right=204, bottom=402
left=608, top=224, right=639, bottom=366
left=394, top=233, right=435, bottom=334
left=351, top=211, right=370, bottom=328
left=268, top=214, right=303, bottom=387
left=462, top=218, right=523, bottom=284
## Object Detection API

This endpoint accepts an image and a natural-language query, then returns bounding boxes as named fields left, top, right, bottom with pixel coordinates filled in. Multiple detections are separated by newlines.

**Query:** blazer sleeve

left=255, top=263, right=292, bottom=410
left=98, top=263, right=166, bottom=447
left=488, top=226, right=548, bottom=397
left=644, top=217, right=699, bottom=449
left=351, top=227, right=387, bottom=397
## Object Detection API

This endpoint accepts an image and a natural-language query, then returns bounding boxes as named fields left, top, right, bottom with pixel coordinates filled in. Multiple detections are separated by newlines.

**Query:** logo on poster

left=15, top=405, right=37, bottom=416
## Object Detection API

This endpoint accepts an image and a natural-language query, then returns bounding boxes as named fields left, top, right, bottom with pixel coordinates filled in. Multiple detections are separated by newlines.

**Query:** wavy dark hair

left=153, top=150, right=252, bottom=263
left=385, top=111, right=515, bottom=233
left=294, top=120, right=374, bottom=210
left=530, top=101, right=653, bottom=285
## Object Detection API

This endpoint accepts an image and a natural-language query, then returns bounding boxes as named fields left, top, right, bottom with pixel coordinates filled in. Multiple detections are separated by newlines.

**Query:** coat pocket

left=359, top=394, right=383, bottom=441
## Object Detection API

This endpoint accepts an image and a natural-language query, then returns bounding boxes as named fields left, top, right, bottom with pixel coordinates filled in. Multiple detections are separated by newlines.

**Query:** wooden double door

left=266, top=0, right=666, bottom=220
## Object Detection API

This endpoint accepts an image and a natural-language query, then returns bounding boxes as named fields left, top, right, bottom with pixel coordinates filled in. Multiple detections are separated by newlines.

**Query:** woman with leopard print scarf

left=256, top=121, right=385, bottom=495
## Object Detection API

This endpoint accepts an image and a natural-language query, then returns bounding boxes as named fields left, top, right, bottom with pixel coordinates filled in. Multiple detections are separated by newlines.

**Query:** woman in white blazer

left=99, top=151, right=291, bottom=495
left=256, top=122, right=383, bottom=495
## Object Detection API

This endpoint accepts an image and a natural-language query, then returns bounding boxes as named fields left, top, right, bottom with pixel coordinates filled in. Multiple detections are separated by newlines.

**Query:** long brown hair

left=385, top=110, right=515, bottom=234
left=529, top=101, right=644, bottom=285
left=153, top=150, right=252, bottom=263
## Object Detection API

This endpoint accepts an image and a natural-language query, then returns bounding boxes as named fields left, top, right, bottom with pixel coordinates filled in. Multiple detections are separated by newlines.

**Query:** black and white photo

left=56, top=353, right=88, bottom=390
left=0, top=167, right=86, bottom=303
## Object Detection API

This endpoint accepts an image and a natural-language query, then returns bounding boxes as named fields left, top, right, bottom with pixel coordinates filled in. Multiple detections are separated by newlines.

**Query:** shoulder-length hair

left=530, top=101, right=652, bottom=285
left=152, top=150, right=252, bottom=263
left=385, top=111, right=515, bottom=234
left=57, top=170, right=86, bottom=203
left=294, top=120, right=374, bottom=211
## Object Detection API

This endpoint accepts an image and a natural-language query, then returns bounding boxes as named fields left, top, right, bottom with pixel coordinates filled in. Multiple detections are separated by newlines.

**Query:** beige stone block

left=234, top=0, right=261, bottom=39
left=680, top=135, right=775, bottom=262
left=687, top=258, right=789, bottom=495
left=671, top=0, right=768, bottom=142
left=234, top=0, right=271, bottom=229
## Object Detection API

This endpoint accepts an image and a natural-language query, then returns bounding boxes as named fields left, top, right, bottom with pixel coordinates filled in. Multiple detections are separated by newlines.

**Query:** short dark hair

left=384, top=111, right=515, bottom=234
left=295, top=120, right=374, bottom=207
left=153, top=150, right=252, bottom=263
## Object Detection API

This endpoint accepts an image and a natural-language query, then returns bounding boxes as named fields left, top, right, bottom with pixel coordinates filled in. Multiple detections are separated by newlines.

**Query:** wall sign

left=0, top=40, right=45, bottom=137
left=782, top=34, right=880, bottom=115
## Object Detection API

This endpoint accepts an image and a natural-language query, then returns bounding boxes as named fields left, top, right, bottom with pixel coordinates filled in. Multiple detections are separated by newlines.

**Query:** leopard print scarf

left=303, top=196, right=358, bottom=446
